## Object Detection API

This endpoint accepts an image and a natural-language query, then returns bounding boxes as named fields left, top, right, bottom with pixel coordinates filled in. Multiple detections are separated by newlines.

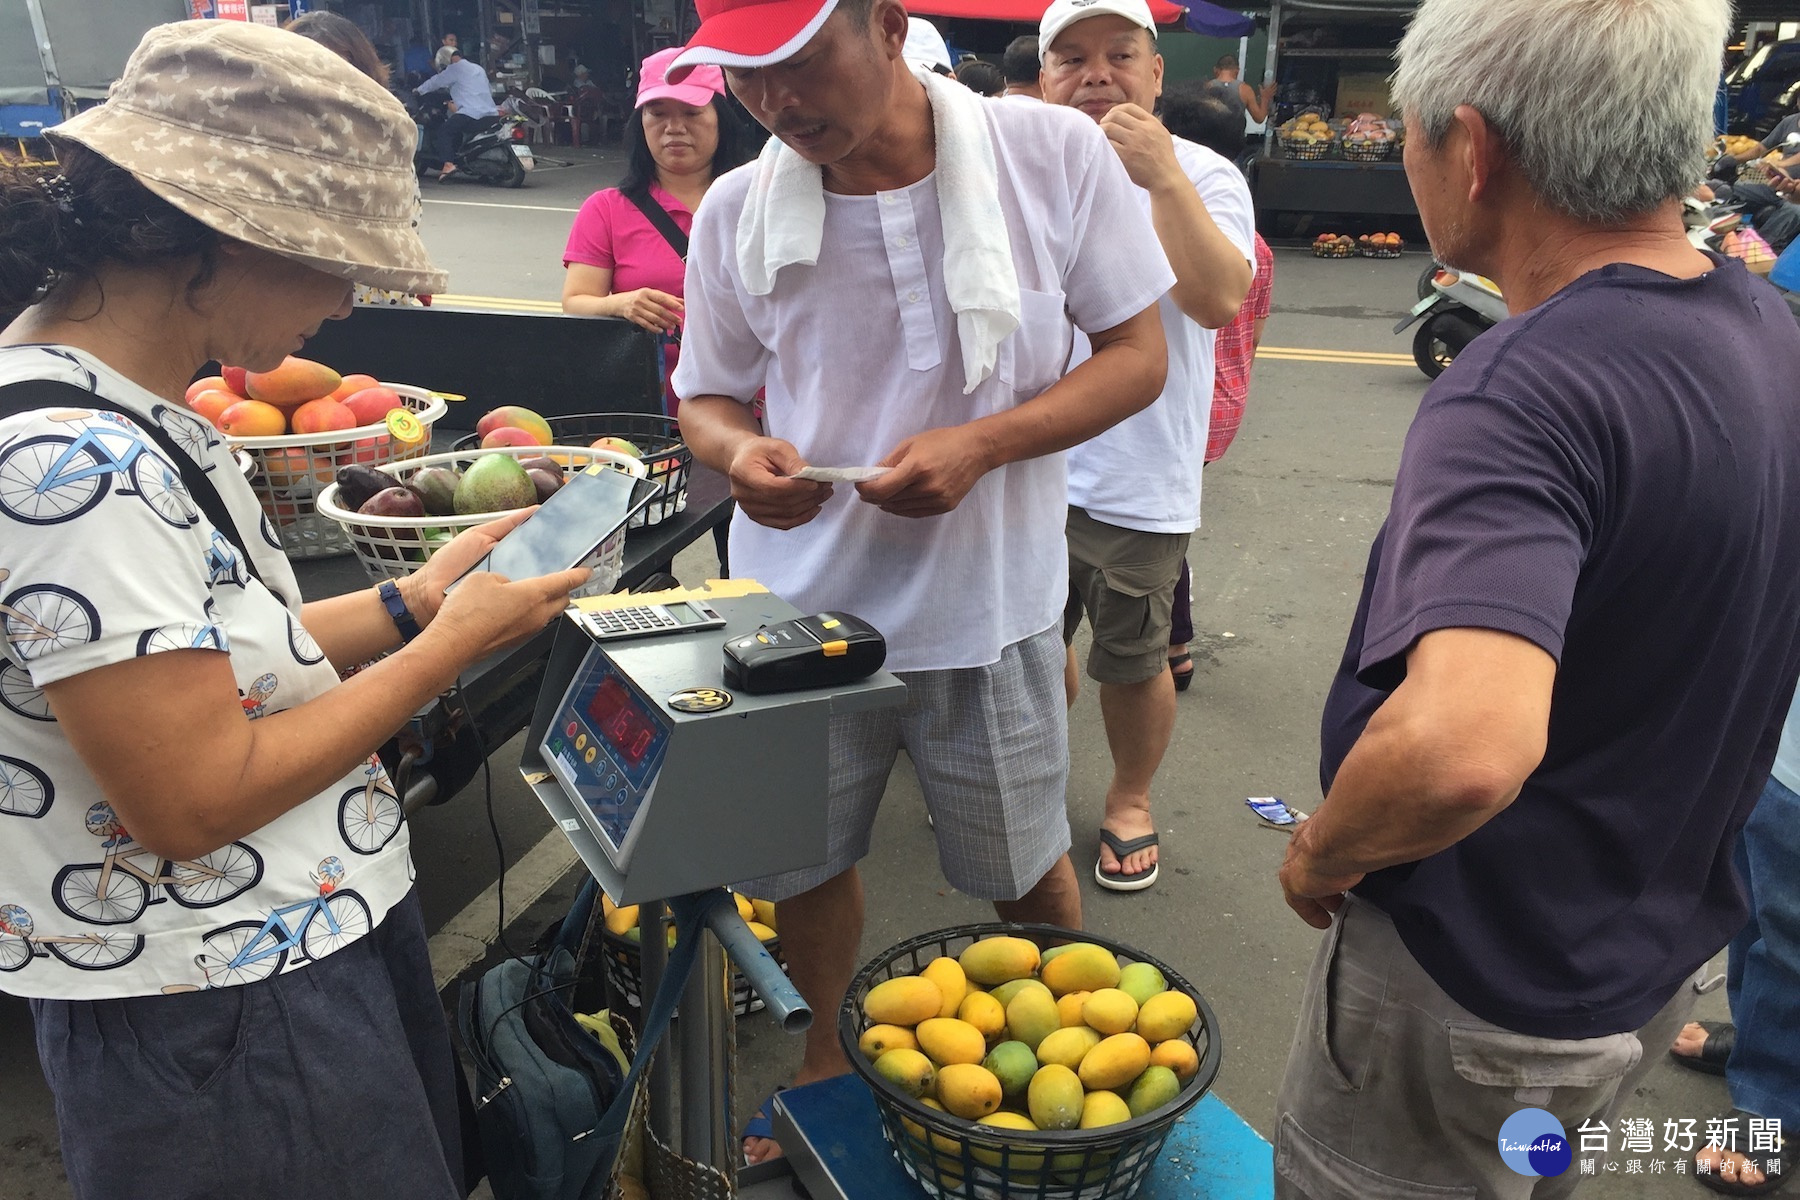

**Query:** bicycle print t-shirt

left=0, top=345, right=416, bottom=1000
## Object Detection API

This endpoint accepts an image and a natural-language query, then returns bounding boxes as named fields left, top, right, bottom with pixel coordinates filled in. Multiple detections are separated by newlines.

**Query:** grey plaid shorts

left=740, top=624, right=1071, bottom=903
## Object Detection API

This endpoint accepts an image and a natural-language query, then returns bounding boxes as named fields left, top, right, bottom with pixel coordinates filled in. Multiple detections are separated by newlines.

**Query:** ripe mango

left=916, top=1017, right=987, bottom=1067
left=864, top=976, right=944, bottom=1027
left=746, top=921, right=778, bottom=943
left=1056, top=990, right=1091, bottom=1028
left=935, top=1062, right=1003, bottom=1120
left=1117, top=961, right=1168, bottom=1007
left=1150, top=1037, right=1201, bottom=1081
left=858, top=1024, right=919, bottom=1059
left=476, top=405, right=554, bottom=446
left=1082, top=988, right=1140, bottom=1036
left=1078, top=1033, right=1152, bottom=1092
left=958, top=936, right=1040, bottom=986
left=958, top=991, right=1007, bottom=1042
left=1005, top=987, right=1060, bottom=1053
left=453, top=453, right=537, bottom=515
left=1040, top=940, right=1109, bottom=966
left=873, top=1048, right=936, bottom=1099
left=733, top=893, right=754, bottom=922
left=1036, top=1025, right=1102, bottom=1071
left=750, top=898, right=778, bottom=931
left=603, top=904, right=639, bottom=936
left=1136, top=990, right=1199, bottom=1043
left=1126, top=1064, right=1181, bottom=1118
left=245, top=356, right=340, bottom=408
left=902, top=1097, right=964, bottom=1164
left=920, top=957, right=968, bottom=1019
left=1027, top=1064, right=1084, bottom=1131
left=989, top=977, right=1052, bottom=1009
left=971, top=1111, right=1046, bottom=1172
left=982, top=1040, right=1038, bottom=1099
left=1079, top=1090, right=1132, bottom=1129
left=1040, top=944, right=1120, bottom=996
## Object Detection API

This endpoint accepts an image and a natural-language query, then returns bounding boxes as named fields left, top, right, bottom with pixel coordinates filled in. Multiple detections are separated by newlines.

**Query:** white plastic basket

left=229, top=383, right=449, bottom=560
left=315, top=445, right=646, bottom=598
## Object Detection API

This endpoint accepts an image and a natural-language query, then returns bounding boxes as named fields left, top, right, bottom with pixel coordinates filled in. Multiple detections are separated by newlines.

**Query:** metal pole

left=677, top=923, right=735, bottom=1176
left=1262, top=0, right=1283, bottom=156
left=21, top=0, right=64, bottom=118
left=638, top=899, right=677, bottom=1145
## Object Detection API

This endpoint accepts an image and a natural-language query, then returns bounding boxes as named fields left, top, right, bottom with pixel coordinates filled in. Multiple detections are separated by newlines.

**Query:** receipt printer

left=723, top=612, right=886, bottom=694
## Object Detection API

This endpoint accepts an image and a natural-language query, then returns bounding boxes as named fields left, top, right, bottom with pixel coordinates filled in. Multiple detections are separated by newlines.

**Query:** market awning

left=1185, top=2, right=1256, bottom=37
left=907, top=0, right=1189, bottom=27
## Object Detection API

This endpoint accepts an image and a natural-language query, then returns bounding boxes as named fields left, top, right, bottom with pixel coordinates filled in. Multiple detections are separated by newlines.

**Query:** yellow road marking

left=425, top=296, right=1421, bottom=368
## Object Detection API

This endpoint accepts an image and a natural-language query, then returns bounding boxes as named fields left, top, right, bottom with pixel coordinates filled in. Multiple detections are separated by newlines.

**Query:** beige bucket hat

left=49, top=19, right=447, bottom=294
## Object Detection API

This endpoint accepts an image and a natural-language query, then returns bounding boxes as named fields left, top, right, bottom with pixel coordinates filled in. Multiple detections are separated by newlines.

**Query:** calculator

left=577, top=600, right=728, bottom=641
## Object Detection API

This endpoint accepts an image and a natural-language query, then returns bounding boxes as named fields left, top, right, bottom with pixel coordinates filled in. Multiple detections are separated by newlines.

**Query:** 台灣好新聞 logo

left=1498, top=1109, right=1572, bottom=1177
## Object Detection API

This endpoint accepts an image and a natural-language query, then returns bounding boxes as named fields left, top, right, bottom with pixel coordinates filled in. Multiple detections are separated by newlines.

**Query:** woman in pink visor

left=561, top=46, right=755, bottom=416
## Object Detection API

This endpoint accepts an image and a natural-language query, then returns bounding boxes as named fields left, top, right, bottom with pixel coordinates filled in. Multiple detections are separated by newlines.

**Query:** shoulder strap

left=0, top=378, right=265, bottom=586
left=624, top=188, right=689, bottom=261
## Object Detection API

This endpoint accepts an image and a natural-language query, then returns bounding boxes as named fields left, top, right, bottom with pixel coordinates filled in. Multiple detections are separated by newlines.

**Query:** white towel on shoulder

left=735, top=66, right=1021, bottom=393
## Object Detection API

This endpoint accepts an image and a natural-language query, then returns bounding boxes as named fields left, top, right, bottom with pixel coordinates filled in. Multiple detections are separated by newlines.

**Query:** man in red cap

left=670, top=0, right=1174, bottom=1164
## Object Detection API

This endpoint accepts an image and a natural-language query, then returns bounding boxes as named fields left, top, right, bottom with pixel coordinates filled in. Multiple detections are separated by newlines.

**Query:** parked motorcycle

left=407, top=93, right=533, bottom=188
left=1393, top=265, right=1509, bottom=379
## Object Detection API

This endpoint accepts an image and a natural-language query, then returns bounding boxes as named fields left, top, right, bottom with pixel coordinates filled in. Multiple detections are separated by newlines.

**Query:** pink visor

left=668, top=0, right=841, bottom=81
left=637, top=46, right=726, bottom=108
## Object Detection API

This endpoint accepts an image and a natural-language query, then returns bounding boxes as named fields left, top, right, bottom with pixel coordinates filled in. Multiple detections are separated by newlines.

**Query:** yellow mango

left=858, top=1024, right=919, bottom=1059
left=603, top=904, right=639, bottom=936
left=958, top=936, right=1041, bottom=986
left=958, top=991, right=1007, bottom=1042
left=1079, top=1090, right=1132, bottom=1129
left=1039, top=940, right=1110, bottom=966
left=746, top=921, right=778, bottom=942
left=1082, top=988, right=1140, bottom=1036
left=1078, top=1033, right=1152, bottom=1092
left=920, top=957, right=968, bottom=1019
left=936, top=1062, right=1003, bottom=1120
left=1136, top=990, right=1199, bottom=1043
left=733, top=892, right=754, bottom=922
left=1056, top=990, right=1091, bottom=1028
left=1149, top=1037, right=1200, bottom=1081
left=1040, top=944, right=1120, bottom=996
left=873, top=1048, right=936, bottom=1099
left=1126, top=1065, right=1181, bottom=1118
left=1117, top=961, right=1168, bottom=1007
left=1036, top=1025, right=1102, bottom=1071
left=970, top=1111, right=1046, bottom=1172
left=750, top=898, right=778, bottom=931
left=1005, top=987, right=1060, bottom=1052
left=990, top=977, right=1053, bottom=1008
left=864, top=976, right=944, bottom=1027
left=916, top=1017, right=987, bottom=1066
left=1026, top=1064, right=1084, bottom=1131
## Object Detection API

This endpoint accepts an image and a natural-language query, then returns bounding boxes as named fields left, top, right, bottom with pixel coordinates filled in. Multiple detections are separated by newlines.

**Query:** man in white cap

left=1040, top=0, right=1255, bottom=893
left=903, top=16, right=954, bottom=75
left=667, top=0, right=1174, bottom=1163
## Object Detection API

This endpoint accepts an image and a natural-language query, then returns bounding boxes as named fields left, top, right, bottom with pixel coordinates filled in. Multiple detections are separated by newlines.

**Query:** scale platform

left=753, top=1074, right=1274, bottom=1200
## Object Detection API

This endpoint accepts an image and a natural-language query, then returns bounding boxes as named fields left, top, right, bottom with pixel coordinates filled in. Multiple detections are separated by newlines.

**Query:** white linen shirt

left=0, top=346, right=415, bottom=999
left=1066, top=137, right=1257, bottom=534
left=673, top=99, right=1173, bottom=672
left=416, top=58, right=499, bottom=119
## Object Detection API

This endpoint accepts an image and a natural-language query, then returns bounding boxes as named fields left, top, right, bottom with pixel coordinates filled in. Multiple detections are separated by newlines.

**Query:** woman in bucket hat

left=0, top=21, right=587, bottom=1197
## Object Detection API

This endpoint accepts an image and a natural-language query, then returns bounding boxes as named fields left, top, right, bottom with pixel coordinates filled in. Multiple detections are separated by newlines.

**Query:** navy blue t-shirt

left=1321, top=256, right=1800, bottom=1040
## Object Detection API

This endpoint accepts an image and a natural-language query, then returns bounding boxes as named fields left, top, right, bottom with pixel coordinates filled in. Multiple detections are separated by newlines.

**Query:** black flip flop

left=1670, top=1020, right=1735, bottom=1077
left=1094, top=830, right=1158, bottom=892
left=1169, top=652, right=1194, bottom=693
left=1696, top=1108, right=1790, bottom=1196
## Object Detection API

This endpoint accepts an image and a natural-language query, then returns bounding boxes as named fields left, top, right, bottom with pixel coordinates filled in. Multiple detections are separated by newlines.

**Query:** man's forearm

left=678, top=394, right=763, bottom=473
left=1147, top=176, right=1252, bottom=329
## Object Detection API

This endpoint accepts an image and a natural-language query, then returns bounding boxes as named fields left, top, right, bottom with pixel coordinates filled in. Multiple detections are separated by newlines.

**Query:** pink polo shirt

left=564, top=184, right=693, bottom=412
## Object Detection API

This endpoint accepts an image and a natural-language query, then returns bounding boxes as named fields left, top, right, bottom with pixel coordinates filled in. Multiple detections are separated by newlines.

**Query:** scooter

left=408, top=94, right=533, bottom=188
left=1393, top=265, right=1509, bottom=379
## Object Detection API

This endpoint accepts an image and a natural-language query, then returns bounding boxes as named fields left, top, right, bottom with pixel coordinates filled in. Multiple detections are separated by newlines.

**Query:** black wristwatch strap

left=378, top=580, right=424, bottom=644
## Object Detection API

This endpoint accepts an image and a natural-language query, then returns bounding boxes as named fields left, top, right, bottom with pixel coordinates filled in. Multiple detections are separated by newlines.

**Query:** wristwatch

left=378, top=580, right=424, bottom=644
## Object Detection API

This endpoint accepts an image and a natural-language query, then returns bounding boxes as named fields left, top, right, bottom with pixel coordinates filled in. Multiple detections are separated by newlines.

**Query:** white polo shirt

left=1067, top=137, right=1256, bottom=534
left=675, top=99, right=1173, bottom=672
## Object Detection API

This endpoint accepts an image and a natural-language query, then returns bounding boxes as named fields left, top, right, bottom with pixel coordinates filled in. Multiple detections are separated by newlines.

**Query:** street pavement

left=0, top=145, right=1743, bottom=1199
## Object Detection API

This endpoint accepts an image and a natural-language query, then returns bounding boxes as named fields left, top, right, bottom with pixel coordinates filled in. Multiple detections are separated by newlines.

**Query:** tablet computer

left=453, top=464, right=658, bottom=589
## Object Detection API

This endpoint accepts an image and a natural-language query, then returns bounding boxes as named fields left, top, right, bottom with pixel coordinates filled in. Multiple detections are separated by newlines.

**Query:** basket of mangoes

left=1278, top=112, right=1334, bottom=160
left=1358, top=232, right=1406, bottom=259
left=841, top=923, right=1220, bottom=1200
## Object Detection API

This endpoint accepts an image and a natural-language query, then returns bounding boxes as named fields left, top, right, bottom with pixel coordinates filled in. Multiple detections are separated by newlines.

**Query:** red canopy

left=906, top=0, right=1187, bottom=26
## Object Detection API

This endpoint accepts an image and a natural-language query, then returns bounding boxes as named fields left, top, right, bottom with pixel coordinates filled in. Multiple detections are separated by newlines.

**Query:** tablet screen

left=461, top=465, right=648, bottom=585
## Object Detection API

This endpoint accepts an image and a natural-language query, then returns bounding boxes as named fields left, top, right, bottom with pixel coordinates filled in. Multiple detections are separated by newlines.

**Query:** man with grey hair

left=1274, top=0, right=1800, bottom=1194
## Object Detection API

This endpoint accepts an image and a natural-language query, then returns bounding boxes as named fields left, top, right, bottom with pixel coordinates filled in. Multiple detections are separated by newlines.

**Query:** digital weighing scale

left=521, top=581, right=907, bottom=1192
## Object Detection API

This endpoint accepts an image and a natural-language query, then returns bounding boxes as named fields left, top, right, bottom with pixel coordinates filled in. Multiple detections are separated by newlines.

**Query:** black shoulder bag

left=0, top=378, right=265, bottom=585
left=624, top=189, right=689, bottom=261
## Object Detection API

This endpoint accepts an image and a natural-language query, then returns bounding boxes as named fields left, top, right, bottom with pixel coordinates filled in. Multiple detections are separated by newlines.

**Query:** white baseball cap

left=903, top=17, right=953, bottom=73
left=1039, top=0, right=1158, bottom=58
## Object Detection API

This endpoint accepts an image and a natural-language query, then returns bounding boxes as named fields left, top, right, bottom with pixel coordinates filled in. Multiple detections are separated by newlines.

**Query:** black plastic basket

left=453, top=413, right=691, bottom=528
left=600, top=926, right=787, bottom=1018
left=840, top=923, right=1221, bottom=1200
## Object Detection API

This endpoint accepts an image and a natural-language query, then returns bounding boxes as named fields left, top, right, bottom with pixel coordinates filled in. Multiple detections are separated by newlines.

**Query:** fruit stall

left=1244, top=0, right=1420, bottom=221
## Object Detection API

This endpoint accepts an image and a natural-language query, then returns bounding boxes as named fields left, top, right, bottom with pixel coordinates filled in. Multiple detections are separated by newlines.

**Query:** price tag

left=386, top=408, right=426, bottom=446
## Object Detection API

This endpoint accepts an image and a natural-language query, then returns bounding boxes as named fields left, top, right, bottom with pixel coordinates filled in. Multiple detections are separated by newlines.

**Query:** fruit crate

left=599, top=924, right=788, bottom=1018
left=229, top=383, right=447, bottom=560
left=1279, top=138, right=1331, bottom=161
left=842, top=922, right=1221, bottom=1200
left=1342, top=141, right=1392, bottom=162
left=453, top=413, right=691, bottom=530
left=314, top=445, right=644, bottom=597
